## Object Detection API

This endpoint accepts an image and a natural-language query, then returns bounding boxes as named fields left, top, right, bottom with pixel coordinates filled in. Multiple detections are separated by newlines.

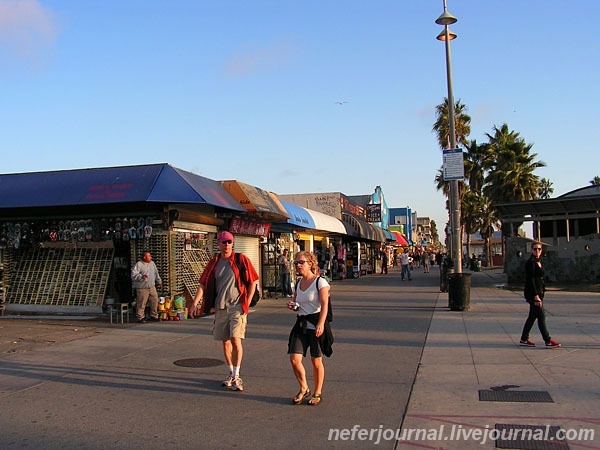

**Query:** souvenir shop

left=0, top=164, right=249, bottom=316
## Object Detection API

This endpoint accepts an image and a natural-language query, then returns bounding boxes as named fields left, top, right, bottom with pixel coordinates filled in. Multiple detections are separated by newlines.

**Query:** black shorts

left=288, top=328, right=323, bottom=358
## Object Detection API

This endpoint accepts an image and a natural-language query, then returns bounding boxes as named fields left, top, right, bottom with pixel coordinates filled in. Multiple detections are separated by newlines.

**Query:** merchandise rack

left=7, top=244, right=113, bottom=307
left=181, top=248, right=212, bottom=300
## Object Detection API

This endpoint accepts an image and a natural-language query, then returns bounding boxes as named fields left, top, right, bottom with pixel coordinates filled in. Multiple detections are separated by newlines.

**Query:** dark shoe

left=137, top=318, right=147, bottom=324
left=292, top=388, right=311, bottom=405
left=519, top=339, right=535, bottom=347
left=149, top=317, right=162, bottom=322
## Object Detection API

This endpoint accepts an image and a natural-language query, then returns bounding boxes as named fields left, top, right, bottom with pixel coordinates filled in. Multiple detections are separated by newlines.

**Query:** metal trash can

left=440, top=263, right=454, bottom=293
left=448, top=273, right=471, bottom=311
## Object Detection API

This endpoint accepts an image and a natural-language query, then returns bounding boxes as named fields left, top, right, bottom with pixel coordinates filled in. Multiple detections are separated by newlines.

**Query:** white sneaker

left=231, top=376, right=244, bottom=391
left=222, top=373, right=234, bottom=387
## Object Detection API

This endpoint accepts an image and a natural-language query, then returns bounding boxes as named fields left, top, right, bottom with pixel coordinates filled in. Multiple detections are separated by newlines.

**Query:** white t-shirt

left=295, top=276, right=330, bottom=329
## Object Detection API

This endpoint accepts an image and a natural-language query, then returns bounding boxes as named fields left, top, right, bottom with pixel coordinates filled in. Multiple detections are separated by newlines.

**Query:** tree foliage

left=433, top=101, right=550, bottom=262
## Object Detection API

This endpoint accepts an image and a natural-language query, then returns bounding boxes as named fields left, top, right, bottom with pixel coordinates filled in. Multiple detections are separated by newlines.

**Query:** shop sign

left=366, top=204, right=382, bottom=222
left=230, top=217, right=271, bottom=237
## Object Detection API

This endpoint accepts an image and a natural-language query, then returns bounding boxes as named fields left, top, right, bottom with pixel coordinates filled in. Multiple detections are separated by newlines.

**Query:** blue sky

left=1, top=0, right=598, bottom=232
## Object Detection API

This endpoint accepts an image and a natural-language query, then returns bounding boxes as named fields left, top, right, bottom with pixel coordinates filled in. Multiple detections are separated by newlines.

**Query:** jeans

left=281, top=272, right=292, bottom=296
left=401, top=264, right=412, bottom=280
left=520, top=301, right=550, bottom=342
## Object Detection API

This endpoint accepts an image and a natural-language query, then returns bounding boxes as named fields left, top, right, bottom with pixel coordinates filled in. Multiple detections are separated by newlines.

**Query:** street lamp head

left=437, top=28, right=457, bottom=41
left=435, top=10, right=457, bottom=26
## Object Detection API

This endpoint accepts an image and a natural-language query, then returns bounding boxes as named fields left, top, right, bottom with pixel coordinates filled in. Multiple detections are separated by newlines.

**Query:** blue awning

left=279, top=200, right=348, bottom=234
left=383, top=229, right=395, bottom=241
left=0, top=164, right=245, bottom=212
left=280, top=200, right=316, bottom=228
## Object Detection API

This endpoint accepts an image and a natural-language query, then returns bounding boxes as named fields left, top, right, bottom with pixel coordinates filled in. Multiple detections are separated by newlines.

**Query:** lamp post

left=436, top=0, right=462, bottom=273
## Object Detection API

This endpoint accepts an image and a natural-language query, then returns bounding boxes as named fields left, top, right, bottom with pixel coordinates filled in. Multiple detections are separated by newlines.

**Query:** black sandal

left=308, top=393, right=322, bottom=406
left=292, top=388, right=311, bottom=405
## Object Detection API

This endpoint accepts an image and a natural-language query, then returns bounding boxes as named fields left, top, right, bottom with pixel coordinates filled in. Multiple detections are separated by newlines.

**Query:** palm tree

left=435, top=168, right=451, bottom=199
left=476, top=195, right=499, bottom=267
left=432, top=98, right=471, bottom=150
left=461, top=189, right=481, bottom=263
left=537, top=178, right=554, bottom=199
left=483, top=123, right=546, bottom=236
left=430, top=220, right=439, bottom=247
left=590, top=176, right=600, bottom=186
left=463, top=140, right=488, bottom=194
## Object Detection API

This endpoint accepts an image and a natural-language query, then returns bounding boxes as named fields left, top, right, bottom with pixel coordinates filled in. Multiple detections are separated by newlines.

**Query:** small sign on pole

left=443, top=148, right=464, bottom=181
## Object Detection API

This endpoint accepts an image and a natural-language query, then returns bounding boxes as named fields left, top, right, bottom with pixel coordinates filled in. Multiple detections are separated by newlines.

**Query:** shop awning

left=391, top=231, right=409, bottom=246
left=310, top=210, right=347, bottom=234
left=279, top=200, right=347, bottom=234
left=221, top=180, right=290, bottom=220
left=343, top=214, right=386, bottom=242
left=0, top=164, right=246, bottom=212
left=383, top=229, right=396, bottom=241
left=279, top=200, right=316, bottom=228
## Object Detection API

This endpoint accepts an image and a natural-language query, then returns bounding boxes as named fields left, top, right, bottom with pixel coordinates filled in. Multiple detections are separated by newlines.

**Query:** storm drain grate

left=479, top=390, right=554, bottom=403
left=173, top=358, right=224, bottom=368
left=494, top=424, right=568, bottom=449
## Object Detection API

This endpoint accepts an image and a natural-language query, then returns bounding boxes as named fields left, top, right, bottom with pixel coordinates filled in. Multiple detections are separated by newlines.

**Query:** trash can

left=448, top=273, right=471, bottom=311
left=440, top=265, right=453, bottom=293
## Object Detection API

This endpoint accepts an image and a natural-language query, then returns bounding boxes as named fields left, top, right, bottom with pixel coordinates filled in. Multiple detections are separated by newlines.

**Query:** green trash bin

left=448, top=273, right=471, bottom=311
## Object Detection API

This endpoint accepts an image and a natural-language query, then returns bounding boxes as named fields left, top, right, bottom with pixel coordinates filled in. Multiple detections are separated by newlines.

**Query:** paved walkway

left=0, top=266, right=598, bottom=449
left=401, top=267, right=600, bottom=449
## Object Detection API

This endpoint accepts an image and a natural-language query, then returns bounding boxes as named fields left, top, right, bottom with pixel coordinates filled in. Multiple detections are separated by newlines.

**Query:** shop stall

left=0, top=164, right=246, bottom=315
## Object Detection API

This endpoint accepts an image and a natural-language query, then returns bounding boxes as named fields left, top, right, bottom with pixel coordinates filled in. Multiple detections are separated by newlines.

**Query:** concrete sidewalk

left=400, top=268, right=600, bottom=449
left=0, top=267, right=598, bottom=450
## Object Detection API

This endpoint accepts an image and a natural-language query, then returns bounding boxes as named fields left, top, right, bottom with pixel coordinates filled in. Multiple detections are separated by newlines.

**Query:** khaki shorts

left=213, top=308, right=247, bottom=340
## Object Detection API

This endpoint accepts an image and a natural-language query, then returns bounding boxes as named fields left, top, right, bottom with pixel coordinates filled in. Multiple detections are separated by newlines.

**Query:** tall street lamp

left=436, top=0, right=462, bottom=274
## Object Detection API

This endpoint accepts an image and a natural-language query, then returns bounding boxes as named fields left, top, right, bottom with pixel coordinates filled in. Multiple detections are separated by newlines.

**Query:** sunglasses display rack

left=7, top=245, right=113, bottom=307
left=181, top=248, right=212, bottom=299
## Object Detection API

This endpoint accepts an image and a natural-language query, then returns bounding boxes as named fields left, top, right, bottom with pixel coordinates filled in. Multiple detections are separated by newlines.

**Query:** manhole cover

left=479, top=390, right=553, bottom=403
left=173, top=358, right=224, bottom=368
left=495, top=424, right=568, bottom=449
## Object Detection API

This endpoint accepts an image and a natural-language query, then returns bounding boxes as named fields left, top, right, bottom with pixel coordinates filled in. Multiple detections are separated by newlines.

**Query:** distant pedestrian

left=422, top=252, right=430, bottom=273
left=519, top=243, right=561, bottom=348
left=278, top=249, right=293, bottom=297
left=381, top=251, right=388, bottom=274
left=131, top=252, right=163, bottom=323
left=400, top=250, right=412, bottom=281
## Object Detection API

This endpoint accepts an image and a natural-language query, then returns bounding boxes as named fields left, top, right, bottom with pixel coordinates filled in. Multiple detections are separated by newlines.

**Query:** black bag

left=234, top=253, right=261, bottom=307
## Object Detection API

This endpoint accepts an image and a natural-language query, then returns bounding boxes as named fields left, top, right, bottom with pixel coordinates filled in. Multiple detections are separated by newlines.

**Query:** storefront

left=220, top=180, right=290, bottom=296
left=0, top=164, right=247, bottom=315
left=267, top=200, right=353, bottom=291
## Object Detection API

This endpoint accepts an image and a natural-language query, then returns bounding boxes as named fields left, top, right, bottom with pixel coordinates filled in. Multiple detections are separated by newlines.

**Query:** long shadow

left=0, top=359, right=294, bottom=405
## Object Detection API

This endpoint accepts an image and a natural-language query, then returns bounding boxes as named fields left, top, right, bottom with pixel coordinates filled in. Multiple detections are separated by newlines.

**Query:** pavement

left=401, top=268, right=600, bottom=449
left=0, top=266, right=598, bottom=449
